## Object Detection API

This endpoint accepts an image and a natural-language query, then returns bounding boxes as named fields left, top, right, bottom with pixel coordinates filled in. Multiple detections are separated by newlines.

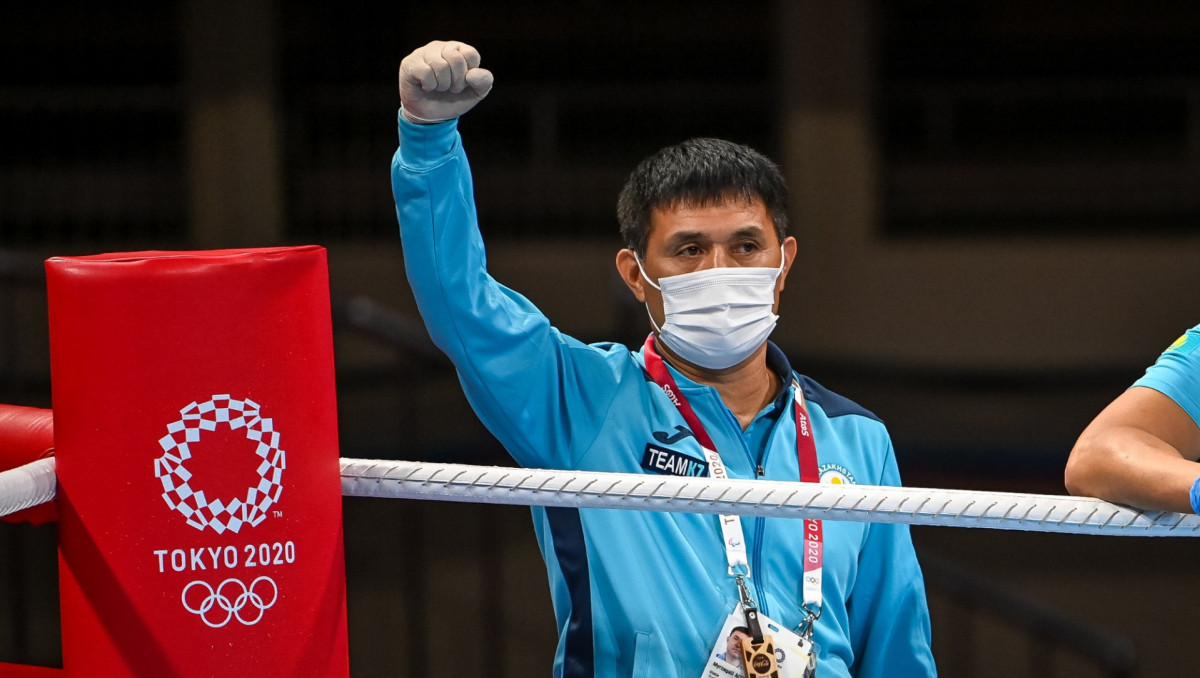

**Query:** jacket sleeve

left=1132, top=323, right=1200, bottom=427
left=846, top=438, right=937, bottom=677
left=390, top=113, right=621, bottom=469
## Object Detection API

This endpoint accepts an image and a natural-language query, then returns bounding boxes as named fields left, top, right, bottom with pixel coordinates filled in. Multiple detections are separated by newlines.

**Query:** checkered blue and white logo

left=154, top=395, right=286, bottom=534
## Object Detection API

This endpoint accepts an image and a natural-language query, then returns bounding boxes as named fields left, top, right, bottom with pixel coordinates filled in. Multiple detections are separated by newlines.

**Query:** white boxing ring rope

left=0, top=457, right=56, bottom=520
left=3, top=456, right=1199, bottom=536
left=339, top=458, right=1200, bottom=536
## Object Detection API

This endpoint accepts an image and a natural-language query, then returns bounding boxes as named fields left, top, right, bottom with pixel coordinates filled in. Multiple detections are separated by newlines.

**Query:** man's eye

left=679, top=246, right=702, bottom=256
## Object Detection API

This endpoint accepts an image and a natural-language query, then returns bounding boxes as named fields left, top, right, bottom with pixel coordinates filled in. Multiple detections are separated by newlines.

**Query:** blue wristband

left=1190, top=476, right=1200, bottom=515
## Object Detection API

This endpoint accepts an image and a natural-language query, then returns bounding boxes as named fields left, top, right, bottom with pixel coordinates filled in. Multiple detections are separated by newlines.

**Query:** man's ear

left=614, top=248, right=647, bottom=303
left=777, top=236, right=798, bottom=292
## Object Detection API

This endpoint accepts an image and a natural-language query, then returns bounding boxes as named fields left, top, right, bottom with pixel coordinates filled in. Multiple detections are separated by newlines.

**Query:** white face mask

left=637, top=247, right=786, bottom=370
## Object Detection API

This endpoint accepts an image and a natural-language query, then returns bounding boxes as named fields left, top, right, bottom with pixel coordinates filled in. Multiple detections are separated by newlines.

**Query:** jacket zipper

left=724, top=394, right=774, bottom=619
left=713, top=388, right=782, bottom=620
left=744, top=384, right=794, bottom=621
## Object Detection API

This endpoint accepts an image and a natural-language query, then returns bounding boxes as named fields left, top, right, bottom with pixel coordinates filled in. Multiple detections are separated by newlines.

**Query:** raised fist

left=398, top=40, right=494, bottom=123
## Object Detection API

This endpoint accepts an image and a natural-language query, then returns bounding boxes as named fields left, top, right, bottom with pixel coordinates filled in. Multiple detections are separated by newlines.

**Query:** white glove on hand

left=398, top=40, right=494, bottom=124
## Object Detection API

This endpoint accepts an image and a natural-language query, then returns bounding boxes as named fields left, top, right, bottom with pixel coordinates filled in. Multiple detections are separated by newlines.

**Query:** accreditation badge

left=700, top=607, right=816, bottom=678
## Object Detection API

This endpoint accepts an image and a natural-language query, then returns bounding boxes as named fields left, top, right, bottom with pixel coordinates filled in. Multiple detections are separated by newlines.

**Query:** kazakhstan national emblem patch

left=819, top=462, right=856, bottom=485
left=1166, top=332, right=1199, bottom=355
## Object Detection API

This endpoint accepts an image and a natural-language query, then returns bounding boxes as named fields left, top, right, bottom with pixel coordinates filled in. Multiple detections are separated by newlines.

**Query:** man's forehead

left=648, top=197, right=773, bottom=242
left=655, top=192, right=764, bottom=214
left=659, top=226, right=769, bottom=248
left=651, top=198, right=768, bottom=225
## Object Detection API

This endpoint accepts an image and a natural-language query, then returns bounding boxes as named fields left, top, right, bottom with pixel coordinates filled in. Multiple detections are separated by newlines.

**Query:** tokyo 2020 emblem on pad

left=153, top=395, right=286, bottom=534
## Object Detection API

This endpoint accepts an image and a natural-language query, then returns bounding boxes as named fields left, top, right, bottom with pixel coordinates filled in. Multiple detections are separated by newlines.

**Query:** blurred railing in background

left=4, top=75, right=1199, bottom=246
left=0, top=87, right=185, bottom=249
left=884, top=77, right=1200, bottom=237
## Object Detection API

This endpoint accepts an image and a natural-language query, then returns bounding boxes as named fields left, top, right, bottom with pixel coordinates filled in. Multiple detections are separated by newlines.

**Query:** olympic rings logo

left=154, top=395, right=286, bottom=534
left=182, top=576, right=278, bottom=628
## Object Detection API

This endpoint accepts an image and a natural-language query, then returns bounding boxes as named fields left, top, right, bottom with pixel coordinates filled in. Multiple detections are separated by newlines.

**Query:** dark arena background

left=2, top=1, right=1199, bottom=675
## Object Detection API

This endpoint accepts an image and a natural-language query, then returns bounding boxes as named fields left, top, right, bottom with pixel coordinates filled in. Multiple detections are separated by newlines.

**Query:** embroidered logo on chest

left=818, top=462, right=856, bottom=485
left=640, top=443, right=709, bottom=477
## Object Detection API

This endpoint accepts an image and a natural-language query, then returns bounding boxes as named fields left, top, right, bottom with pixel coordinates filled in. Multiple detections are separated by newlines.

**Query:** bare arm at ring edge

left=1065, top=386, right=1200, bottom=513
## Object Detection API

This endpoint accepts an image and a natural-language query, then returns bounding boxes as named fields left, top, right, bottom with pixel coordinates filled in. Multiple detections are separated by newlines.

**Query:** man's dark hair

left=616, top=138, right=789, bottom=258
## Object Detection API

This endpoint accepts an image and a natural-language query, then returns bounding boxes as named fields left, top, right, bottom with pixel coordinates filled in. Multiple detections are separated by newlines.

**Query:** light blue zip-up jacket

left=391, top=113, right=936, bottom=678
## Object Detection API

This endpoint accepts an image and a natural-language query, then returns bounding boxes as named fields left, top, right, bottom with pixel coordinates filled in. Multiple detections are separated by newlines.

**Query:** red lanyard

left=642, top=334, right=819, bottom=482
left=642, top=335, right=824, bottom=621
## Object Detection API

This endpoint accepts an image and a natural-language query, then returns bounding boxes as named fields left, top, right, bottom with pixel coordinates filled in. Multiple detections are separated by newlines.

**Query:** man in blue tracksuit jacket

left=391, top=40, right=936, bottom=677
